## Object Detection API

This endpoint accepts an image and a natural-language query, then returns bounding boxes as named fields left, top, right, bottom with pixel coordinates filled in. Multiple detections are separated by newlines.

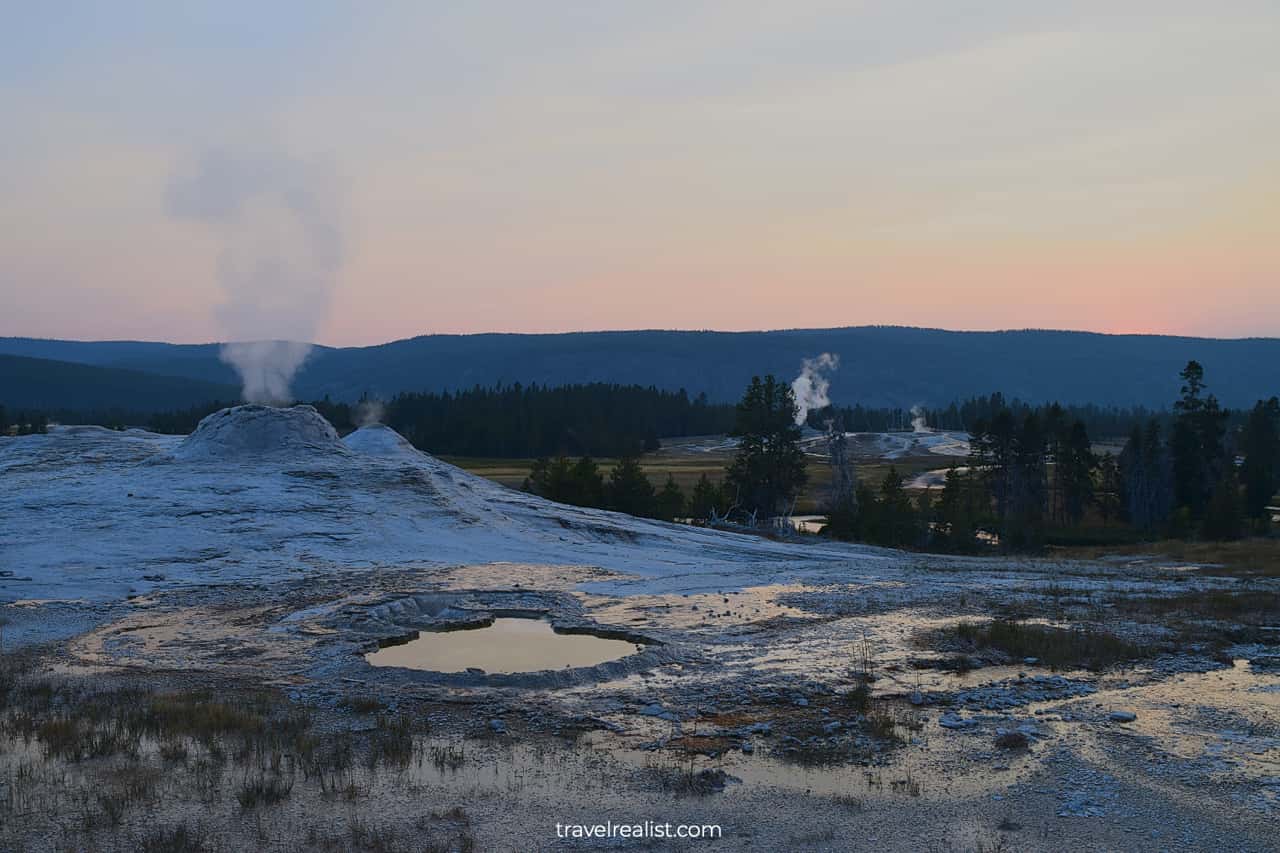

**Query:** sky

left=2, top=1, right=1278, bottom=346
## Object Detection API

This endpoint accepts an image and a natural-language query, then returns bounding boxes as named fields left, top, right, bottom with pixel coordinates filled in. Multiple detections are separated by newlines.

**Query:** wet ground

left=4, top=552, right=1278, bottom=851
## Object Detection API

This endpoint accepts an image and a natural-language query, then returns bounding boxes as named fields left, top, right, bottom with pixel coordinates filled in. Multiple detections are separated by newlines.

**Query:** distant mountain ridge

left=1, top=326, right=1277, bottom=412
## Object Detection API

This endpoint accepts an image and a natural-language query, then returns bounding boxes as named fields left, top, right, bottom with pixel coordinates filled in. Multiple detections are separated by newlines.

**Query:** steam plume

left=910, top=404, right=928, bottom=433
left=356, top=399, right=386, bottom=427
left=168, top=150, right=344, bottom=404
left=791, top=353, right=839, bottom=426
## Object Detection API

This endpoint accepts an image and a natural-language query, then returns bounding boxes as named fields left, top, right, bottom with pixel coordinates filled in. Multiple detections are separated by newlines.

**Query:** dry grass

left=236, top=772, right=294, bottom=808
left=1113, top=589, right=1280, bottom=622
left=1060, top=537, right=1280, bottom=578
left=140, top=823, right=208, bottom=853
left=650, top=764, right=731, bottom=797
left=341, top=695, right=386, bottom=714
left=445, top=449, right=946, bottom=514
left=0, top=669, right=450, bottom=851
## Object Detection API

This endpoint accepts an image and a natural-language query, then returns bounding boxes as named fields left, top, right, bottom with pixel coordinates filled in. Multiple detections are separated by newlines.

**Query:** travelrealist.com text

left=555, top=821, right=723, bottom=840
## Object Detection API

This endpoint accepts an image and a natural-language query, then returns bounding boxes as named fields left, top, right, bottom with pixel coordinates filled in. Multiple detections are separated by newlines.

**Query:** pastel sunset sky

left=3, top=2, right=1278, bottom=346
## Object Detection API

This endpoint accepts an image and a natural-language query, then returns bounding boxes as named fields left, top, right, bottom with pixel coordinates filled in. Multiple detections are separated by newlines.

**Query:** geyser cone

left=173, top=404, right=348, bottom=461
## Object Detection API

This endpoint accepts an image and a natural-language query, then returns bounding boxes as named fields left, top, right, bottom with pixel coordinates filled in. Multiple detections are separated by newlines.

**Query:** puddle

left=391, top=728, right=1008, bottom=805
left=365, top=618, right=644, bottom=674
left=1100, top=659, right=1280, bottom=784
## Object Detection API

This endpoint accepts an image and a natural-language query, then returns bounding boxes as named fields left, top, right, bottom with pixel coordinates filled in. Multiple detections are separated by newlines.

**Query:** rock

left=994, top=730, right=1030, bottom=749
left=637, top=703, right=678, bottom=721
left=939, top=712, right=979, bottom=731
left=690, top=769, right=732, bottom=793
left=740, top=740, right=754, bottom=754
left=909, top=690, right=925, bottom=706
left=1108, top=711, right=1137, bottom=723
left=488, top=718, right=507, bottom=734
left=465, top=667, right=485, bottom=676
left=822, top=721, right=842, bottom=734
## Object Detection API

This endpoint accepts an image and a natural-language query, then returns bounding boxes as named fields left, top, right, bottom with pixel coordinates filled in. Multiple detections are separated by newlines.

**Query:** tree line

left=813, top=395, right=1167, bottom=438
left=0, top=405, right=48, bottom=435
left=8, top=385, right=1179, bottom=456
left=521, top=455, right=697, bottom=521
left=131, top=384, right=735, bottom=458
left=380, top=384, right=733, bottom=458
left=1116, top=362, right=1279, bottom=541
left=520, top=375, right=803, bottom=524
left=822, top=361, right=1279, bottom=552
left=533, top=362, right=1275, bottom=553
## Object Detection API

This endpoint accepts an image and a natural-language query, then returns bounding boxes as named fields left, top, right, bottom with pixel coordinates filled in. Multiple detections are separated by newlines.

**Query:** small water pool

left=365, top=617, right=643, bottom=674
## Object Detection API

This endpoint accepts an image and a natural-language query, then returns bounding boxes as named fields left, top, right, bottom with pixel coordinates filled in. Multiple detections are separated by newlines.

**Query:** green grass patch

left=948, top=619, right=1146, bottom=671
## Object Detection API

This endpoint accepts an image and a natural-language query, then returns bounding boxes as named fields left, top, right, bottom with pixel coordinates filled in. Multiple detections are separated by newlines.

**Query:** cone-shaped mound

left=342, top=423, right=422, bottom=459
left=174, top=404, right=348, bottom=461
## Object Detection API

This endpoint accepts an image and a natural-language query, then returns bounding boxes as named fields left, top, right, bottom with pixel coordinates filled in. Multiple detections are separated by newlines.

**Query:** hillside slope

left=2, top=327, right=1277, bottom=409
left=0, top=354, right=239, bottom=412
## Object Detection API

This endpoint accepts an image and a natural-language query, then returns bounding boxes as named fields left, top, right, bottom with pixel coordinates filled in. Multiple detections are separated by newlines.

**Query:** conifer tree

left=725, top=375, right=808, bottom=519
left=689, top=473, right=728, bottom=521
left=654, top=475, right=686, bottom=521
left=1171, top=361, right=1227, bottom=518
left=607, top=455, right=656, bottom=517
left=1241, top=397, right=1280, bottom=520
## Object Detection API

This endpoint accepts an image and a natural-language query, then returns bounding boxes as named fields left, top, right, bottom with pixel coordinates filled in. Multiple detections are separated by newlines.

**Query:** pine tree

left=570, top=456, right=605, bottom=507
left=1057, top=421, right=1095, bottom=526
left=877, top=466, right=916, bottom=546
left=823, top=492, right=860, bottom=541
left=971, top=409, right=1017, bottom=521
left=725, top=375, right=808, bottom=519
left=1119, top=419, right=1173, bottom=530
left=689, top=473, right=728, bottom=521
left=1171, top=361, right=1227, bottom=519
left=1201, top=468, right=1244, bottom=541
left=1241, top=398, right=1280, bottom=520
left=916, top=488, right=935, bottom=548
left=1094, top=452, right=1122, bottom=522
left=607, top=456, right=656, bottom=517
left=1043, top=402, right=1068, bottom=521
left=1006, top=413, right=1048, bottom=550
left=654, top=475, right=686, bottom=521
left=937, top=465, right=978, bottom=551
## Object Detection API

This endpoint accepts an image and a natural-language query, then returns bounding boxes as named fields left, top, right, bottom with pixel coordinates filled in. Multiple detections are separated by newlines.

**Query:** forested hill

left=2, top=327, right=1277, bottom=411
left=0, top=355, right=239, bottom=412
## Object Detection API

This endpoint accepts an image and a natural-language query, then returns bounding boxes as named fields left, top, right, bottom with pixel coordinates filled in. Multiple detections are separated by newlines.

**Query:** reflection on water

left=404, top=732, right=950, bottom=801
left=365, top=618, right=642, bottom=673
